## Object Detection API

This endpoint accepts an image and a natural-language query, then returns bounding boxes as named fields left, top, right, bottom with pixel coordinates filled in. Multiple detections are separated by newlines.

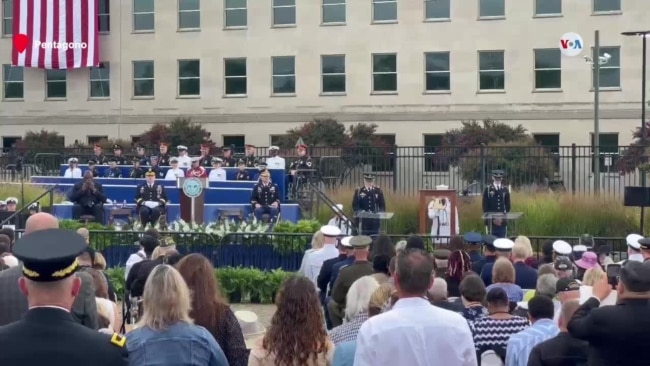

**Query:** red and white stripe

left=11, top=0, right=99, bottom=69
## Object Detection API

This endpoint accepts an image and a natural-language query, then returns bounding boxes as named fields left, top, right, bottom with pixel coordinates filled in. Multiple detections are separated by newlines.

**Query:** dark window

left=179, top=0, right=200, bottom=29
left=87, top=136, right=108, bottom=144
left=373, top=134, right=395, bottom=172
left=2, top=136, right=21, bottom=153
left=2, top=0, right=12, bottom=36
left=270, top=134, right=289, bottom=146
left=224, top=58, right=247, bottom=96
left=178, top=59, right=200, bottom=96
left=133, top=60, right=154, bottom=97
left=272, top=56, right=296, bottom=94
left=372, top=53, right=397, bottom=93
left=425, top=52, right=450, bottom=91
left=424, top=134, right=449, bottom=172
left=593, top=0, right=620, bottom=12
left=321, top=55, right=346, bottom=93
left=2, top=64, right=23, bottom=100
left=372, top=0, right=397, bottom=22
left=535, top=0, right=561, bottom=15
left=478, top=51, right=504, bottom=91
left=272, top=0, right=296, bottom=26
left=89, top=62, right=110, bottom=98
left=533, top=133, right=560, bottom=169
left=479, top=0, right=505, bottom=18
left=322, top=0, right=345, bottom=24
left=534, top=49, right=561, bottom=90
left=592, top=47, right=620, bottom=88
left=98, top=0, right=110, bottom=32
left=225, top=0, right=247, bottom=27
left=591, top=133, right=619, bottom=173
left=223, top=135, right=246, bottom=153
left=46, top=69, right=67, bottom=99
left=424, top=0, right=450, bottom=19
left=133, top=0, right=155, bottom=31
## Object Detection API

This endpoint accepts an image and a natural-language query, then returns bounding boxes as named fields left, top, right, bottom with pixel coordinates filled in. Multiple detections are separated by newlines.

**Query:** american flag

left=11, top=0, right=99, bottom=69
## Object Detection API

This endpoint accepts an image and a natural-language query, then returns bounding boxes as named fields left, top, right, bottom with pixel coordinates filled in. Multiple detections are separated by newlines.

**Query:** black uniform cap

left=12, top=229, right=87, bottom=282
left=491, top=170, right=505, bottom=178
left=113, top=144, right=123, bottom=150
left=363, top=173, right=376, bottom=181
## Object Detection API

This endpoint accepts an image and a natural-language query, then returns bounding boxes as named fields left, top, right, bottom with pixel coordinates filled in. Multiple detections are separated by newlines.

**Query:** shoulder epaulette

left=110, top=333, right=126, bottom=348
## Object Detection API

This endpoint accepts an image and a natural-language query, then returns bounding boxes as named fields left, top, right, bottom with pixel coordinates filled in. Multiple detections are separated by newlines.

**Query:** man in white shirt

left=208, top=158, right=227, bottom=181
left=164, top=158, right=184, bottom=181
left=304, top=225, right=341, bottom=285
left=355, top=249, right=477, bottom=366
left=63, top=157, right=82, bottom=178
left=176, top=145, right=192, bottom=168
left=265, top=146, right=285, bottom=169
left=327, top=204, right=352, bottom=235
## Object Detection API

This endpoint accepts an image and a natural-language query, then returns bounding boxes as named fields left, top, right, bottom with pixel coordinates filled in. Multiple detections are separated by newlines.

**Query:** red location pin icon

left=13, top=34, right=29, bottom=53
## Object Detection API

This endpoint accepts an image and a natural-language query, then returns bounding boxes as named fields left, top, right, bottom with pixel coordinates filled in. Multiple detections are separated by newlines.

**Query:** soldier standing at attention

left=129, top=158, right=145, bottom=178
left=221, top=146, right=236, bottom=167
left=111, top=145, right=128, bottom=166
left=244, top=144, right=260, bottom=168
left=250, top=170, right=280, bottom=222
left=482, top=170, right=511, bottom=238
left=104, top=159, right=123, bottom=178
left=135, top=170, right=168, bottom=227
left=352, top=173, right=386, bottom=236
left=158, top=143, right=171, bottom=166
left=199, top=144, right=213, bottom=168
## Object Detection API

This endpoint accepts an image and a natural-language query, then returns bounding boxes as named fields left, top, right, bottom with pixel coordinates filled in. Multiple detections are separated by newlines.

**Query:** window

left=272, top=0, right=296, bottom=26
left=593, top=0, right=620, bottom=13
left=2, top=0, right=12, bottom=36
left=2, top=137, right=21, bottom=152
left=225, top=0, right=247, bottom=28
left=478, top=51, right=504, bottom=91
left=133, top=0, right=154, bottom=32
left=372, top=0, right=397, bottom=22
left=178, top=0, right=200, bottom=30
left=223, top=135, right=245, bottom=150
left=45, top=69, right=67, bottom=99
left=533, top=134, right=560, bottom=169
left=178, top=60, right=200, bottom=96
left=224, top=58, right=247, bottom=96
left=322, top=0, right=345, bottom=24
left=131, top=135, right=142, bottom=144
left=87, top=136, right=108, bottom=145
left=424, top=52, right=450, bottom=91
left=534, top=0, right=561, bottom=16
left=98, top=0, right=110, bottom=32
left=592, top=47, right=620, bottom=88
left=373, top=134, right=396, bottom=172
left=479, top=0, right=505, bottom=18
left=424, top=134, right=450, bottom=172
left=534, top=49, right=561, bottom=90
left=321, top=55, right=346, bottom=94
left=89, top=63, right=110, bottom=98
left=591, top=133, right=619, bottom=173
left=133, top=60, right=155, bottom=97
left=2, top=64, right=23, bottom=99
left=424, top=0, right=450, bottom=20
left=272, top=56, right=296, bottom=95
left=270, top=134, right=289, bottom=146
left=372, top=53, right=397, bottom=93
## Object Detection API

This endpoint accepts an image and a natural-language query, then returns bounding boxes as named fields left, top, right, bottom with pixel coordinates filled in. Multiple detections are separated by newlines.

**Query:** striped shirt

left=505, top=318, right=559, bottom=366
left=328, top=312, right=368, bottom=345
left=470, top=316, right=530, bottom=360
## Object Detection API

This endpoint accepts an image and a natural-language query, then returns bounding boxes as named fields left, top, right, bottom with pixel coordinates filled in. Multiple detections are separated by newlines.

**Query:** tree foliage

left=275, top=118, right=388, bottom=150
left=138, top=117, right=213, bottom=151
left=617, top=121, right=650, bottom=174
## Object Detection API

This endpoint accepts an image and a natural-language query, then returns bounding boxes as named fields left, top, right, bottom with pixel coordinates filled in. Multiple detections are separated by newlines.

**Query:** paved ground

left=230, top=304, right=276, bottom=327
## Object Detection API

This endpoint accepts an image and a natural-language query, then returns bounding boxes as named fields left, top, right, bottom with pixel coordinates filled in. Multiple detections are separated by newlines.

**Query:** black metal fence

left=2, top=144, right=643, bottom=197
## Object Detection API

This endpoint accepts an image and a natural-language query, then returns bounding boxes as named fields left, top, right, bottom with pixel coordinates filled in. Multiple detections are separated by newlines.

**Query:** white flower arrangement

left=131, top=217, right=270, bottom=240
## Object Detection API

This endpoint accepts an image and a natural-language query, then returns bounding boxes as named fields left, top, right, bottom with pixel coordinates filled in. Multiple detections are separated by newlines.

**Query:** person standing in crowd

left=104, top=159, right=123, bottom=178
left=458, top=274, right=488, bottom=323
left=445, top=250, right=471, bottom=298
left=327, top=236, right=355, bottom=299
left=265, top=146, right=285, bottom=169
left=622, top=233, right=644, bottom=263
left=355, top=249, right=476, bottom=366
left=0, top=229, right=128, bottom=366
left=186, top=157, right=207, bottom=178
left=505, top=295, right=559, bottom=366
left=554, top=256, right=574, bottom=279
left=568, top=261, right=650, bottom=365
left=512, top=239, right=538, bottom=289
left=199, top=144, right=213, bottom=168
left=527, top=300, right=588, bottom=366
left=129, top=158, right=145, bottom=178
left=69, top=171, right=107, bottom=223
left=481, top=238, right=514, bottom=286
left=352, top=174, right=386, bottom=236
left=464, top=232, right=484, bottom=263
left=235, top=160, right=250, bottom=181
left=175, top=145, right=192, bottom=168
left=482, top=169, right=511, bottom=238
left=135, top=170, right=167, bottom=227
left=111, top=144, right=128, bottom=165
left=298, top=231, right=325, bottom=276
left=92, top=144, right=108, bottom=165
left=126, top=237, right=176, bottom=299
left=244, top=144, right=260, bottom=167
left=158, top=143, right=171, bottom=166
left=552, top=240, right=573, bottom=261
left=317, top=236, right=349, bottom=317
left=304, top=226, right=341, bottom=285
left=328, top=276, right=378, bottom=345
left=208, top=158, right=227, bottom=182
left=64, top=157, right=82, bottom=178
left=250, top=171, right=280, bottom=222
left=472, top=234, right=497, bottom=275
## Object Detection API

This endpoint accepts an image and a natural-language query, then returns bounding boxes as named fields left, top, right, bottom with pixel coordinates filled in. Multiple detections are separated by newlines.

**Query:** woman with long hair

left=127, top=264, right=229, bottom=366
left=370, top=234, right=396, bottom=260
left=445, top=250, right=472, bottom=297
left=177, top=254, right=248, bottom=366
left=249, top=275, right=333, bottom=365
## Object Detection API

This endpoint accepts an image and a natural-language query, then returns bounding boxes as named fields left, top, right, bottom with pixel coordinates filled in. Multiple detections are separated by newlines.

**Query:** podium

left=177, top=177, right=209, bottom=224
left=482, top=212, right=523, bottom=238
left=354, top=211, right=394, bottom=235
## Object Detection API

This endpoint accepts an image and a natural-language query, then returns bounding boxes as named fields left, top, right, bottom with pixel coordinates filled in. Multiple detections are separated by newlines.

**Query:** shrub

left=138, top=117, right=213, bottom=150
left=617, top=121, right=650, bottom=174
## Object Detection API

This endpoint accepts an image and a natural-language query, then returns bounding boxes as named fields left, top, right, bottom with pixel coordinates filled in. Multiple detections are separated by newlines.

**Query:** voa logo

left=559, top=33, right=584, bottom=57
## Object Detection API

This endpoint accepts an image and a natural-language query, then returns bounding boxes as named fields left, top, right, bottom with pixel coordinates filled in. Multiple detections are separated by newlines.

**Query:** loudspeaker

left=624, top=186, right=650, bottom=207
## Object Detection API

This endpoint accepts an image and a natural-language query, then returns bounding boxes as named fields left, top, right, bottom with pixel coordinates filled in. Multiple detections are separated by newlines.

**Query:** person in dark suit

left=471, top=234, right=497, bottom=275
left=568, top=260, right=650, bottom=366
left=0, top=229, right=128, bottom=366
left=352, top=173, right=386, bottom=236
left=69, top=171, right=107, bottom=223
left=250, top=170, right=280, bottom=222
left=135, top=170, right=167, bottom=227
left=316, top=237, right=349, bottom=329
left=482, top=170, right=511, bottom=238
left=464, top=232, right=484, bottom=263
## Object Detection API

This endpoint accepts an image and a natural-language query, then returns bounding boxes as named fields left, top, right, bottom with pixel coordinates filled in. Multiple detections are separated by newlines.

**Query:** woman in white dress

left=427, top=197, right=459, bottom=244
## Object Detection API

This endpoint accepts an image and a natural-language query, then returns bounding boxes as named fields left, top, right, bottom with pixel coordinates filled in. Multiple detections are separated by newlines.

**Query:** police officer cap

left=113, top=144, right=122, bottom=150
left=433, top=249, right=451, bottom=260
left=320, top=225, right=341, bottom=237
left=491, top=169, right=505, bottom=177
left=493, top=238, right=514, bottom=251
left=363, top=173, right=376, bottom=181
left=554, top=256, right=572, bottom=271
left=638, top=237, right=650, bottom=250
left=350, top=235, right=373, bottom=248
left=12, top=229, right=86, bottom=282
left=573, top=245, right=587, bottom=252
left=145, top=170, right=156, bottom=177
left=463, top=232, right=483, bottom=244
left=212, top=157, right=223, bottom=164
left=340, top=236, right=353, bottom=248
left=269, top=146, right=280, bottom=151
left=626, top=234, right=643, bottom=250
left=552, top=240, right=573, bottom=255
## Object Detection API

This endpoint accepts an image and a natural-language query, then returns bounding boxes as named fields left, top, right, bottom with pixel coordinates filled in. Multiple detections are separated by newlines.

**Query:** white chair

left=481, top=350, right=504, bottom=366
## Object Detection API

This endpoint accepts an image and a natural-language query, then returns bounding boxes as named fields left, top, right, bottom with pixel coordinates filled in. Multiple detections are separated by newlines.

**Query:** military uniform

left=158, top=152, right=171, bottom=167
left=104, top=165, right=123, bottom=178
left=244, top=155, right=261, bottom=168
left=129, top=166, right=144, bottom=178
left=289, top=156, right=313, bottom=171
left=111, top=155, right=127, bottom=166
left=352, top=175, right=386, bottom=236
left=199, top=155, right=213, bottom=168
left=251, top=174, right=280, bottom=221
left=91, top=154, right=108, bottom=165
left=235, top=169, right=250, bottom=181
left=135, top=172, right=168, bottom=227
left=87, top=160, right=100, bottom=177
left=482, top=172, right=511, bottom=238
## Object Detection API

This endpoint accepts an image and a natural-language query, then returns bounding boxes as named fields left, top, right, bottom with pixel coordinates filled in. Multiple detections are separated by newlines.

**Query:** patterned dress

left=469, top=315, right=530, bottom=361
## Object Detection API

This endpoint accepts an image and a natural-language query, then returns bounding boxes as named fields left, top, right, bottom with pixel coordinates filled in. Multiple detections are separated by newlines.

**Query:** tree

left=138, top=117, right=213, bottom=151
left=617, top=121, right=650, bottom=174
left=275, top=118, right=347, bottom=148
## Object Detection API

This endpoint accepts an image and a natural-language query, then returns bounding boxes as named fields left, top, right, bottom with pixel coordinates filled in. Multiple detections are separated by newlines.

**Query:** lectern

left=177, top=177, right=208, bottom=224
left=354, top=211, right=394, bottom=235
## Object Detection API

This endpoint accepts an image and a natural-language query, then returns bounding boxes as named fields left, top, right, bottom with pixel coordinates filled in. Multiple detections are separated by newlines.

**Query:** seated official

left=63, top=157, right=82, bottom=178
left=129, top=159, right=145, bottom=178
left=69, top=171, right=107, bottom=223
left=208, top=158, right=226, bottom=182
left=250, top=170, right=280, bottom=222
left=135, top=170, right=167, bottom=227
left=104, top=159, right=123, bottom=178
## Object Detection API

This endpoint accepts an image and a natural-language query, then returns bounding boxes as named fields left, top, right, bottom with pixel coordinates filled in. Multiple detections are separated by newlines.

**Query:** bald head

left=25, top=213, right=59, bottom=234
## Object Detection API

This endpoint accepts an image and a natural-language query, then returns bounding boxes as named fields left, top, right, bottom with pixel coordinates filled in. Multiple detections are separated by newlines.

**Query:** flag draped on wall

left=11, top=0, right=99, bottom=69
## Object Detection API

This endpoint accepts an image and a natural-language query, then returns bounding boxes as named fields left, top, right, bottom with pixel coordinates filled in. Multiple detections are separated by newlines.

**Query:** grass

left=316, top=188, right=644, bottom=237
left=0, top=183, right=65, bottom=207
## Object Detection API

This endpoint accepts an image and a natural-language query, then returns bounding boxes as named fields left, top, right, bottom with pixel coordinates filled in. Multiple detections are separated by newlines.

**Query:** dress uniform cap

left=177, top=145, right=188, bottom=151
left=269, top=146, right=280, bottom=151
left=493, top=238, right=514, bottom=251
left=0, top=201, right=6, bottom=206
left=572, top=245, right=588, bottom=252
left=136, top=145, right=145, bottom=150
left=363, top=173, right=376, bottom=181
left=259, top=171, right=270, bottom=177
left=482, top=234, right=497, bottom=246
left=12, top=228, right=86, bottom=282
left=258, top=162, right=268, bottom=168
left=150, top=155, right=158, bottom=160
left=491, top=169, right=505, bottom=177
left=201, top=143, right=211, bottom=149
left=320, top=225, right=341, bottom=237
left=212, top=157, right=223, bottom=163
left=221, top=146, right=231, bottom=151
left=144, top=170, right=156, bottom=177
left=170, top=157, right=179, bottom=163
left=112, top=144, right=122, bottom=150
left=350, top=235, right=373, bottom=248
left=626, top=234, right=643, bottom=250
left=638, top=237, right=650, bottom=250
left=463, top=232, right=483, bottom=243
left=333, top=203, right=344, bottom=211
left=552, top=240, right=573, bottom=255
left=554, top=256, right=573, bottom=271
left=433, top=249, right=451, bottom=260
left=237, top=159, right=246, bottom=165
left=93, top=143, right=102, bottom=148
left=340, top=236, right=354, bottom=248
left=68, top=157, right=78, bottom=163
left=5, top=197, right=18, bottom=204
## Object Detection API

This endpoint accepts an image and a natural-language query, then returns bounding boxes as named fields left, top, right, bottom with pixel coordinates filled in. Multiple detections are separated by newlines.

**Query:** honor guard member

left=244, top=144, right=261, bottom=168
left=352, top=173, right=386, bottom=236
left=135, top=170, right=168, bottom=227
left=186, top=157, right=207, bottom=178
left=92, top=144, right=108, bottom=165
left=480, top=237, right=514, bottom=286
left=235, top=160, right=250, bottom=181
left=0, top=229, right=129, bottom=366
left=463, top=232, right=484, bottom=263
left=148, top=156, right=166, bottom=179
left=221, top=146, right=236, bottom=167
left=289, top=143, right=313, bottom=175
left=135, top=145, right=149, bottom=166
left=104, top=158, right=123, bottom=178
left=158, top=143, right=171, bottom=166
left=199, top=144, right=213, bottom=168
left=208, top=158, right=227, bottom=182
left=251, top=170, right=280, bottom=222
left=129, top=158, right=145, bottom=178
left=482, top=169, right=511, bottom=238
left=266, top=146, right=286, bottom=169
left=87, top=159, right=100, bottom=177
left=111, top=144, right=128, bottom=165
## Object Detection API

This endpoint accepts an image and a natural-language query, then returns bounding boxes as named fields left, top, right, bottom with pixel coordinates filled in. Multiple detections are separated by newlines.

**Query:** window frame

left=372, top=0, right=398, bottom=23
left=534, top=0, right=562, bottom=17
left=371, top=53, right=398, bottom=94
left=478, top=0, right=505, bottom=19
left=224, top=0, right=247, bottom=29
left=423, top=134, right=450, bottom=173
left=477, top=50, right=505, bottom=92
left=133, top=0, right=155, bottom=32
left=1, top=0, right=12, bottom=37
left=87, top=135, right=109, bottom=145
left=321, top=54, right=346, bottom=95
left=177, top=59, right=201, bottom=97
left=272, top=0, right=296, bottom=27
left=45, top=69, right=67, bottom=100
left=424, top=51, right=451, bottom=92
left=533, top=48, right=562, bottom=91
left=591, top=46, right=621, bottom=90
left=224, top=57, right=248, bottom=97
left=271, top=56, right=296, bottom=96
left=424, top=0, right=450, bottom=21
left=2, top=64, right=24, bottom=100
left=222, top=135, right=246, bottom=150
left=178, top=0, right=200, bottom=31
left=532, top=133, right=560, bottom=170
left=321, top=0, right=346, bottom=25
left=132, top=60, right=155, bottom=98
left=97, top=0, right=110, bottom=33
left=592, top=0, right=621, bottom=14
left=89, top=62, right=110, bottom=99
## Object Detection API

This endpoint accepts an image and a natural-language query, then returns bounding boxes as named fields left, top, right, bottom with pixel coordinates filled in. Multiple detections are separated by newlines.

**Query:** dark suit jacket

left=568, top=297, right=650, bottom=366
left=0, top=265, right=98, bottom=329
left=0, top=308, right=127, bottom=366
left=68, top=181, right=107, bottom=206
left=527, top=332, right=588, bottom=366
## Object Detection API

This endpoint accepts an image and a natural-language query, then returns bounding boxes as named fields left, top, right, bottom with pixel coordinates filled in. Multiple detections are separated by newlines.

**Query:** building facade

left=0, top=0, right=647, bottom=151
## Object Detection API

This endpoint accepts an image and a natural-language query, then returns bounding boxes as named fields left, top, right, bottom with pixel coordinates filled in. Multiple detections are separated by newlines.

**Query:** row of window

left=0, top=47, right=622, bottom=100
left=0, top=0, right=624, bottom=36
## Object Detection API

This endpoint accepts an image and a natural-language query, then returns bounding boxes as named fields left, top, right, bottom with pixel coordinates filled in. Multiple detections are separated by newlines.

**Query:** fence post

left=392, top=144, right=398, bottom=192
left=480, top=144, right=487, bottom=192
left=571, top=144, right=577, bottom=194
